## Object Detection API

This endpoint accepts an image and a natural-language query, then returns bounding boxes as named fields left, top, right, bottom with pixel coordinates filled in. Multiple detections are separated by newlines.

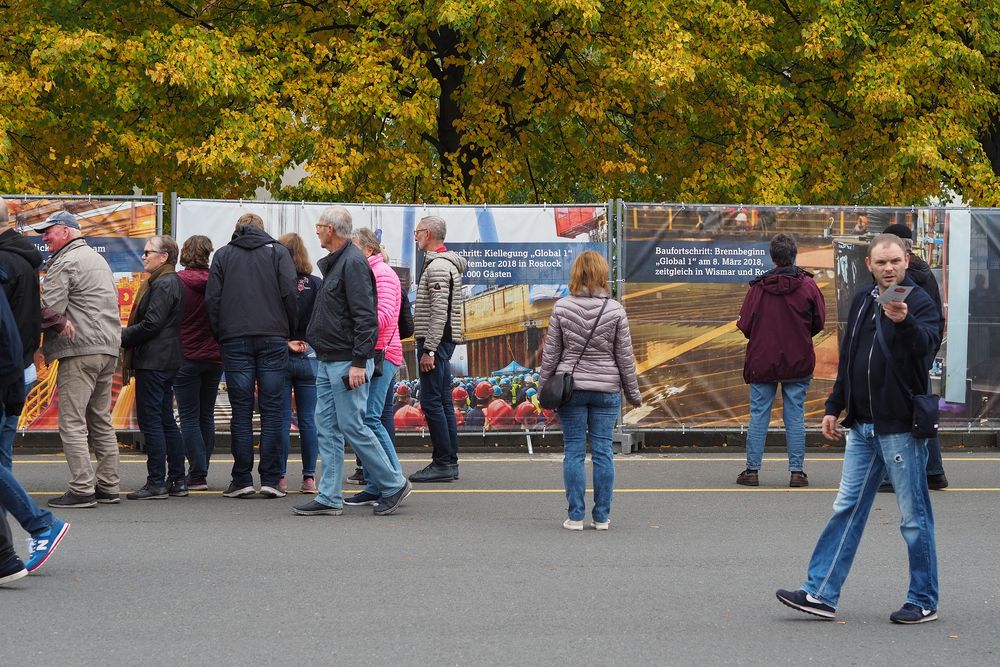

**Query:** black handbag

left=874, top=312, right=939, bottom=439
left=539, top=298, right=610, bottom=410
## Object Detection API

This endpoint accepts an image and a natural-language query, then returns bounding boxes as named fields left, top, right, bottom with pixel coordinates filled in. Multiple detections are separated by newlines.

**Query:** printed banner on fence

left=174, top=200, right=611, bottom=433
left=618, top=204, right=958, bottom=429
left=3, top=196, right=159, bottom=432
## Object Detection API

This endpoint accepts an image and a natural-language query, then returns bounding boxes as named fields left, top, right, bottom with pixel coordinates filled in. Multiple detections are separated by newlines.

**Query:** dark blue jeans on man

left=173, top=359, right=223, bottom=481
left=222, top=336, right=287, bottom=488
left=417, top=340, right=458, bottom=466
left=134, top=369, right=185, bottom=487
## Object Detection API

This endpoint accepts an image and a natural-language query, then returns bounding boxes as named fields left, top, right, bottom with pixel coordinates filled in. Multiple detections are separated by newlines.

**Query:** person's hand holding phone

left=343, top=365, right=368, bottom=390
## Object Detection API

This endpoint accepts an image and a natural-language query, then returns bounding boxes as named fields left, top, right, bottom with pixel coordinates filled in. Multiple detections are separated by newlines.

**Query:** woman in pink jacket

left=343, top=228, right=404, bottom=505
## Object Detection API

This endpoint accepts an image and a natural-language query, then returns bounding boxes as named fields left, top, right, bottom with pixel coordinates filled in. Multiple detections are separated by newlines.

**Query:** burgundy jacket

left=737, top=266, right=825, bottom=384
left=177, top=268, right=221, bottom=364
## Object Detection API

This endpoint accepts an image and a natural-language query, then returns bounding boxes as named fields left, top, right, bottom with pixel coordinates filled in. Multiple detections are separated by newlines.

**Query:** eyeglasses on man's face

left=315, top=223, right=332, bottom=231
left=414, top=228, right=427, bottom=238
left=142, top=249, right=165, bottom=257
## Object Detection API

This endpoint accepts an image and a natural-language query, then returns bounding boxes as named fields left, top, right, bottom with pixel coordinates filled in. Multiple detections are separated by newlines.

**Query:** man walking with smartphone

left=293, top=206, right=410, bottom=517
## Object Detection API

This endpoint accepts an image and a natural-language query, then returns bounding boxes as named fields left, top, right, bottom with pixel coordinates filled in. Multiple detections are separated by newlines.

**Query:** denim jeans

left=1, top=399, right=53, bottom=537
left=314, top=360, right=406, bottom=508
left=281, top=354, right=319, bottom=478
left=417, top=340, right=459, bottom=465
left=382, top=373, right=396, bottom=443
left=222, top=336, right=288, bottom=488
left=745, top=380, right=809, bottom=472
left=558, top=390, right=621, bottom=523
left=134, top=369, right=185, bottom=487
left=803, top=422, right=938, bottom=610
left=173, top=359, right=223, bottom=481
left=363, top=358, right=402, bottom=496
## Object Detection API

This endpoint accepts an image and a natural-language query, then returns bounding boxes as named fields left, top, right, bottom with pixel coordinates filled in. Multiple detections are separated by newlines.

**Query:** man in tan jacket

left=33, top=211, right=122, bottom=508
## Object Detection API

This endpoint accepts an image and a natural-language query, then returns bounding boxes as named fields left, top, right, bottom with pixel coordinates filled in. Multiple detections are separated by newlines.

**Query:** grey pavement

left=2, top=450, right=999, bottom=666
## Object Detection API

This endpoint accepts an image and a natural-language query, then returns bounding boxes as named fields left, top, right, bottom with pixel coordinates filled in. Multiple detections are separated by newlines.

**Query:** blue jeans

left=558, top=390, right=621, bottom=523
left=222, top=336, right=288, bottom=488
left=363, top=358, right=402, bottom=496
left=281, top=354, right=319, bottom=478
left=803, top=423, right=938, bottom=610
left=746, top=380, right=809, bottom=472
left=134, top=369, right=185, bottom=487
left=173, top=359, right=223, bottom=481
left=417, top=340, right=459, bottom=465
left=1, top=400, right=54, bottom=537
left=314, top=360, right=406, bottom=507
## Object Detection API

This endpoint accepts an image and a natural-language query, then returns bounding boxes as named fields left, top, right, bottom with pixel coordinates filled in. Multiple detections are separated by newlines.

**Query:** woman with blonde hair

left=540, top=250, right=641, bottom=530
left=278, top=232, right=322, bottom=493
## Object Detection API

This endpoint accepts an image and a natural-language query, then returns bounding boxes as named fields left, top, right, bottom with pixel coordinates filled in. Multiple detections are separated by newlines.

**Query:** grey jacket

left=540, top=291, right=642, bottom=406
left=40, top=238, right=120, bottom=363
left=414, top=250, right=467, bottom=348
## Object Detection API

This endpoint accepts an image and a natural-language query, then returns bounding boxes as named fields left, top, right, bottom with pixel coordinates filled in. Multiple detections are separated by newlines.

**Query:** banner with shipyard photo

left=618, top=203, right=961, bottom=430
left=3, top=195, right=161, bottom=432
left=174, top=200, right=611, bottom=433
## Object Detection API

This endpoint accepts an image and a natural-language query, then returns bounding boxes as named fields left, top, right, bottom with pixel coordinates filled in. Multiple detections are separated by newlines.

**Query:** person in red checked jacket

left=736, top=233, right=825, bottom=488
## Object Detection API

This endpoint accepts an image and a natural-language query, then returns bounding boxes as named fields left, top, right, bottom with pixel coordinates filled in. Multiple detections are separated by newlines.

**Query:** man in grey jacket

left=409, top=215, right=468, bottom=483
left=33, top=210, right=122, bottom=508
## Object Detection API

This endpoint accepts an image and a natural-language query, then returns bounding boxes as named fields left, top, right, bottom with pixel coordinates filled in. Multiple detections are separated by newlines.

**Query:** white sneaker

left=259, top=485, right=287, bottom=499
left=562, top=519, right=584, bottom=531
left=592, top=519, right=610, bottom=531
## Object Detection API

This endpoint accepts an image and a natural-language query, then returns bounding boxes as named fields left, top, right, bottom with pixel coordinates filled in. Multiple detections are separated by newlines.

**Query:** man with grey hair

left=293, top=206, right=411, bottom=516
left=31, top=209, right=122, bottom=508
left=409, top=215, right=468, bottom=483
left=206, top=212, right=297, bottom=498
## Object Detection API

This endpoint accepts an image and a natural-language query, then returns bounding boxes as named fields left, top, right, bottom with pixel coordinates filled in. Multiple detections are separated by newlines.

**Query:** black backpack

left=398, top=289, right=414, bottom=339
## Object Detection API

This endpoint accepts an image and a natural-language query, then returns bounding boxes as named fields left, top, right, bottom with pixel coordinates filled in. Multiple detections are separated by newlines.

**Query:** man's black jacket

left=205, top=226, right=297, bottom=342
left=0, top=229, right=42, bottom=368
left=306, top=242, right=378, bottom=367
left=824, top=276, right=940, bottom=435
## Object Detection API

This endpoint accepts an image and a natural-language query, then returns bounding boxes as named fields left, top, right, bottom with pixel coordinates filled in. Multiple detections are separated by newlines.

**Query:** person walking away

left=0, top=198, right=69, bottom=575
left=540, top=250, right=641, bottom=531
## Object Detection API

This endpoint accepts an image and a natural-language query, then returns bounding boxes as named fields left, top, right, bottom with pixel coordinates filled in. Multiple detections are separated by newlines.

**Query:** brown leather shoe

left=789, top=471, right=809, bottom=487
left=736, top=469, right=759, bottom=486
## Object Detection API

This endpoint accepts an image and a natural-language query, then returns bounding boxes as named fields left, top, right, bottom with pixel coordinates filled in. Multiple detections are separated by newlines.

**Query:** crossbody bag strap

left=569, top=297, right=610, bottom=374
left=874, top=308, right=927, bottom=397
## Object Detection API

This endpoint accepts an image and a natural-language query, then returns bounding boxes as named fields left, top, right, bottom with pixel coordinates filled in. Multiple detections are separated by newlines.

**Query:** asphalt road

left=3, top=450, right=999, bottom=666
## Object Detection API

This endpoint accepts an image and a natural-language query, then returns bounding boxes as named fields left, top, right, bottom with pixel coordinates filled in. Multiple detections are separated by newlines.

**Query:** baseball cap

left=31, top=210, right=81, bottom=232
left=882, top=223, right=913, bottom=240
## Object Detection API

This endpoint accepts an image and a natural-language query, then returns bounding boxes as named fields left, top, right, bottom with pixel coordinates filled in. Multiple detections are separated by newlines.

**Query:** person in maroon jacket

left=736, top=233, right=825, bottom=487
left=173, top=235, right=223, bottom=491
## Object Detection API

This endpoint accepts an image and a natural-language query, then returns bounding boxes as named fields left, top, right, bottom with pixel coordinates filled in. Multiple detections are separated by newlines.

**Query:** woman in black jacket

left=122, top=235, right=186, bottom=500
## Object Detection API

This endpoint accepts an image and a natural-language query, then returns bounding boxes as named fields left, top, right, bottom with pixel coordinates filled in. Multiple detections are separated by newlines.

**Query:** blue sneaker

left=25, top=519, right=71, bottom=573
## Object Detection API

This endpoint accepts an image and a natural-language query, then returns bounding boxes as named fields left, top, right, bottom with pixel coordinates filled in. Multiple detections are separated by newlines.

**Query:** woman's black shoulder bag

left=538, top=297, right=610, bottom=410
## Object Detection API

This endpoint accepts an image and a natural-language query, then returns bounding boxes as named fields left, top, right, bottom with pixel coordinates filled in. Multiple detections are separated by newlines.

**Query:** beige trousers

left=56, top=354, right=120, bottom=495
